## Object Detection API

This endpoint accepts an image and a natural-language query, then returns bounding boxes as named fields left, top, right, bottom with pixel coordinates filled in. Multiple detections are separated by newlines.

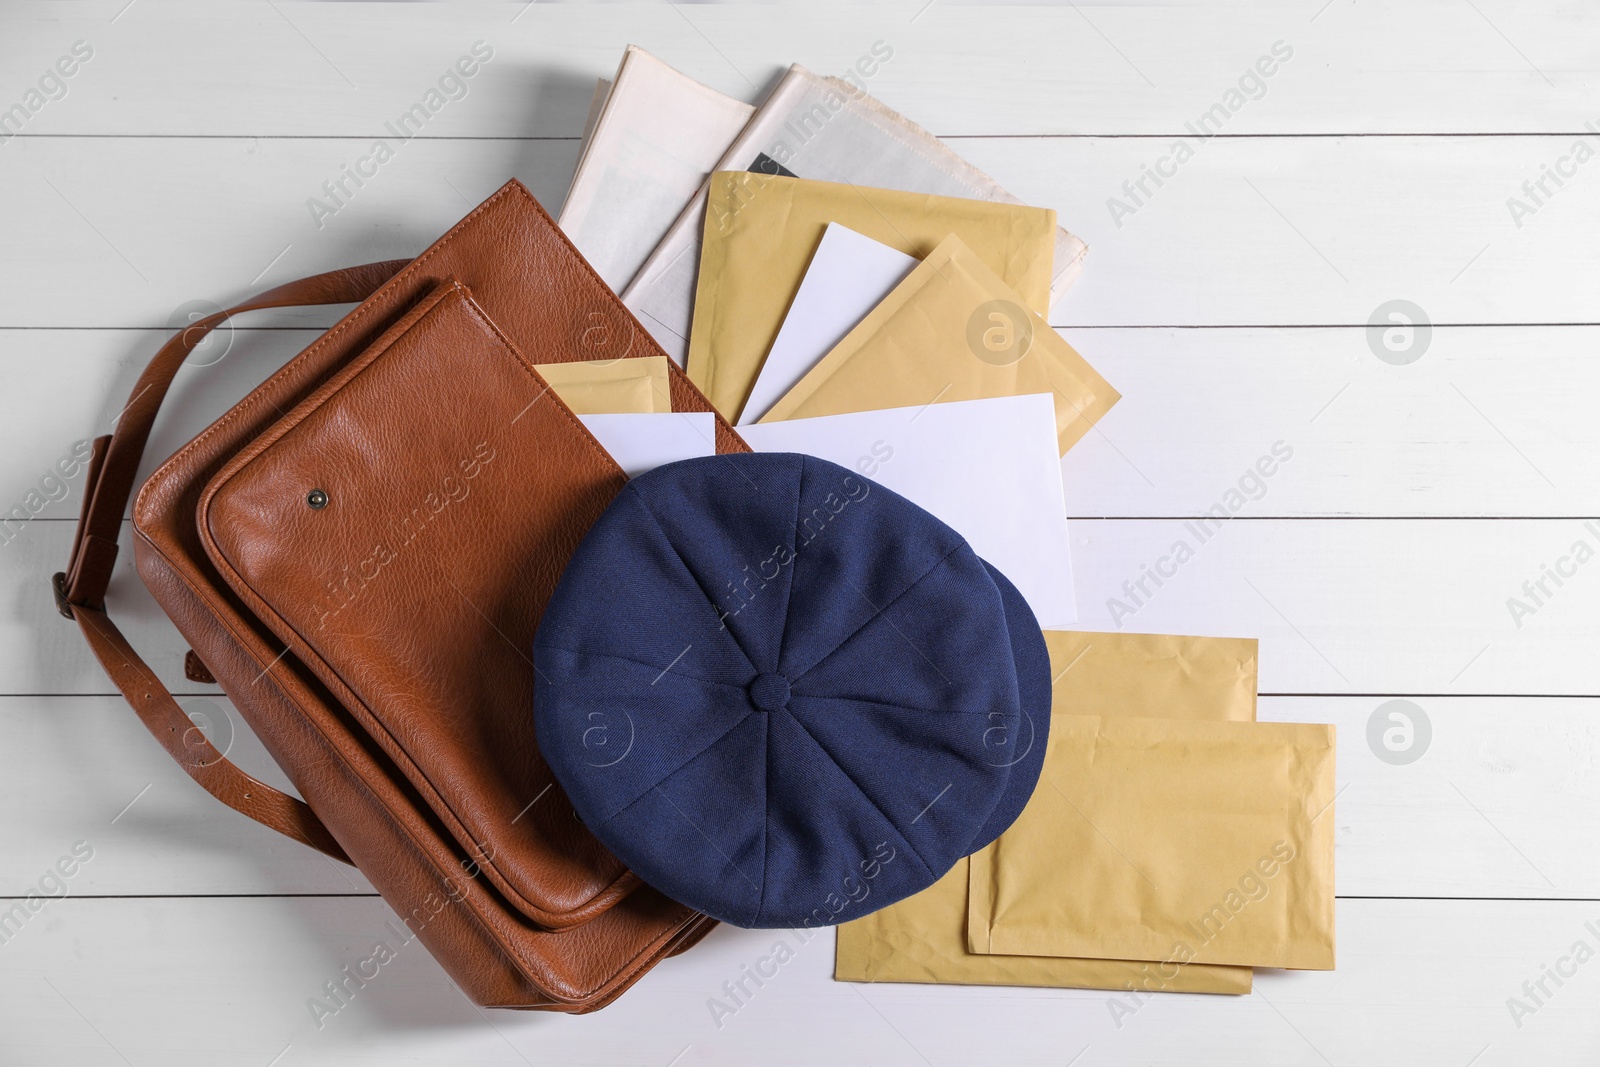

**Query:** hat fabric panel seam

left=793, top=691, right=1022, bottom=721
left=589, top=703, right=757, bottom=826
left=622, top=485, right=758, bottom=673
left=533, top=642, right=752, bottom=692
left=776, top=708, right=938, bottom=883
left=785, top=691, right=1013, bottom=886
left=784, top=540, right=968, bottom=685
left=531, top=482, right=756, bottom=687
left=768, top=454, right=807, bottom=677
left=756, top=712, right=773, bottom=923
left=962, top=560, right=1052, bottom=850
left=648, top=777, right=766, bottom=924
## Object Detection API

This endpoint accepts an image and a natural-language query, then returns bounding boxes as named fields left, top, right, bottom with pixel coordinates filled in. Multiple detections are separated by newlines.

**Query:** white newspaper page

left=622, top=64, right=1088, bottom=363
left=570, top=76, right=613, bottom=178
left=558, top=46, right=755, bottom=293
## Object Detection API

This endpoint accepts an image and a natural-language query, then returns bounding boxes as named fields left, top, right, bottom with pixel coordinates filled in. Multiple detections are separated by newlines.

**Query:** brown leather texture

left=200, top=278, right=636, bottom=927
left=60, top=180, right=743, bottom=1010
left=183, top=649, right=216, bottom=684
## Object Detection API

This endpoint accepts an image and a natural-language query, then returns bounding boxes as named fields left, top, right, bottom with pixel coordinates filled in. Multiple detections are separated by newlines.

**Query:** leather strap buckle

left=52, top=571, right=75, bottom=619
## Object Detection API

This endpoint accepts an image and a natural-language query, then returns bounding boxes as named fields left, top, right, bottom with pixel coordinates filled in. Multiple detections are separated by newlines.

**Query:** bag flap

left=197, top=278, right=638, bottom=926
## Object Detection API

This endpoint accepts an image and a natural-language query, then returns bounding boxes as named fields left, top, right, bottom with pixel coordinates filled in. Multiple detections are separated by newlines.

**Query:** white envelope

left=737, top=223, right=917, bottom=426
left=738, top=394, right=1076, bottom=626
left=578, top=413, right=716, bottom=479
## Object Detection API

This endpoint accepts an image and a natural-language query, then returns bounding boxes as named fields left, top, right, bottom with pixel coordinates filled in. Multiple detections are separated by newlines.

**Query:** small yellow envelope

left=689, top=171, right=1058, bottom=421
left=835, top=631, right=1259, bottom=993
left=1047, top=631, right=1258, bottom=722
left=759, top=234, right=1119, bottom=455
left=969, top=716, right=1336, bottom=971
left=835, top=855, right=1251, bottom=994
left=532, top=356, right=672, bottom=414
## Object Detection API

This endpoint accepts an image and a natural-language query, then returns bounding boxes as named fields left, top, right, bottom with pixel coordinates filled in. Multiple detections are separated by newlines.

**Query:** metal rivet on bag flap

left=307, top=489, right=329, bottom=510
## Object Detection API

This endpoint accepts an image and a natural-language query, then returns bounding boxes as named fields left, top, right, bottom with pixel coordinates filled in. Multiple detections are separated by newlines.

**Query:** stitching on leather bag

left=135, top=300, right=665, bottom=997
left=196, top=281, right=633, bottom=924
left=133, top=524, right=695, bottom=1005
left=452, top=287, right=629, bottom=478
left=495, top=182, right=747, bottom=455
left=136, top=178, right=744, bottom=527
left=135, top=183, right=519, bottom=524
left=127, top=186, right=706, bottom=996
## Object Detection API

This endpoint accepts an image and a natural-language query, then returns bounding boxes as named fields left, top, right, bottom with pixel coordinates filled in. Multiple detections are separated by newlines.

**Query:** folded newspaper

left=558, top=46, right=755, bottom=293
left=565, top=56, right=1087, bottom=364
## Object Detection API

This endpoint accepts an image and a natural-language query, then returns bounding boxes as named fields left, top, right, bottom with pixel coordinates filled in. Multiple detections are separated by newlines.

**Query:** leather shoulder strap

left=55, top=260, right=412, bottom=864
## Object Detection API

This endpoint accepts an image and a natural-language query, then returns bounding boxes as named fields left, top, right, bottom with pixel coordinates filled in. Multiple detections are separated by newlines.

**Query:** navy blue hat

left=533, top=453, right=1050, bottom=928
left=969, top=560, right=1051, bottom=851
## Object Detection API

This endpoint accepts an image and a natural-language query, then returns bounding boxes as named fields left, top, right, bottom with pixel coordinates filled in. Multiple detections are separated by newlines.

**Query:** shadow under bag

left=53, top=180, right=743, bottom=1011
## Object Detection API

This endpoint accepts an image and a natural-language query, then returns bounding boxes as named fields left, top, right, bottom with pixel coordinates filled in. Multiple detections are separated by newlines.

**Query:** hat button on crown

left=748, top=672, right=791, bottom=712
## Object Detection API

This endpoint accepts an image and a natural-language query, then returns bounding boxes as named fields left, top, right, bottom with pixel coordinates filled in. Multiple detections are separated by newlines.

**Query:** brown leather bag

left=55, top=180, right=739, bottom=1011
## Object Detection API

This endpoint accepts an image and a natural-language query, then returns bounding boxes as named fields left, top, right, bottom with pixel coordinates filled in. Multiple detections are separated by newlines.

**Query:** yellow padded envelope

left=969, top=716, right=1336, bottom=971
left=689, top=171, right=1057, bottom=421
left=835, top=631, right=1258, bottom=994
left=759, top=234, right=1119, bottom=455
left=532, top=356, right=672, bottom=414
left=1045, top=631, right=1258, bottom=722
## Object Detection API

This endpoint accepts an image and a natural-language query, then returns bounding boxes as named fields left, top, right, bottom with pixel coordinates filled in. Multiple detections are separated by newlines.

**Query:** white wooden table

left=3, top=2, right=1598, bottom=1063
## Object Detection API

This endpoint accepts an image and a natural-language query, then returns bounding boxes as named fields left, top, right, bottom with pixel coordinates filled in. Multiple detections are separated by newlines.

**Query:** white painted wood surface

left=4, top=897, right=1595, bottom=1067
left=2, top=2, right=1597, bottom=1064
left=6, top=133, right=1600, bottom=328
left=5, top=516, right=1600, bottom=697
left=5, top=694, right=1594, bottom=900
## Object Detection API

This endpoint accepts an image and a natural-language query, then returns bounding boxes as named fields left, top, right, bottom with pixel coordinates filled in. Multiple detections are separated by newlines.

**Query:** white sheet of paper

left=738, top=394, right=1076, bottom=626
left=737, top=224, right=918, bottom=426
left=578, top=413, right=717, bottom=479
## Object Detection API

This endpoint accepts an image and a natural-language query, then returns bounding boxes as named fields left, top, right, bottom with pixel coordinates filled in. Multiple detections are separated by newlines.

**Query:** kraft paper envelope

left=836, top=630, right=1258, bottom=993
left=533, top=356, right=671, bottom=414
left=1045, top=631, right=1258, bottom=721
left=689, top=171, right=1058, bottom=421
left=759, top=234, right=1119, bottom=455
left=969, top=716, right=1336, bottom=970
